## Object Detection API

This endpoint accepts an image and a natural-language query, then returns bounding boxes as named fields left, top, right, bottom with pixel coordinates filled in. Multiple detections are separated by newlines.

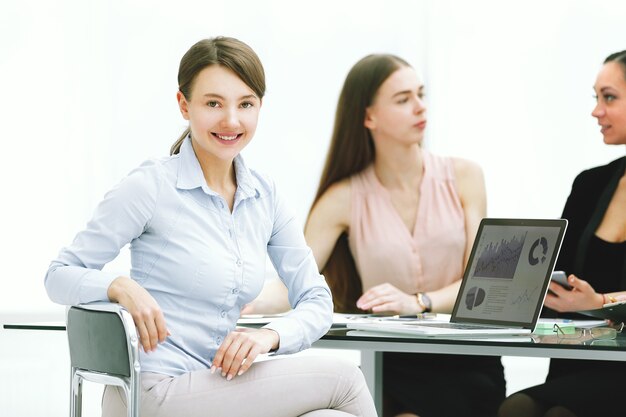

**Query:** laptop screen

left=451, top=218, right=567, bottom=328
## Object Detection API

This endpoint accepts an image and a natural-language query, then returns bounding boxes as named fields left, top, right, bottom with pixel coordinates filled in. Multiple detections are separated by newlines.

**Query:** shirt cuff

left=79, top=269, right=121, bottom=304
left=263, top=317, right=303, bottom=355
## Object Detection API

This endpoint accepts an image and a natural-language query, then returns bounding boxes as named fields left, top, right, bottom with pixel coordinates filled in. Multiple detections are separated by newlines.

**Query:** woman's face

left=177, top=65, right=261, bottom=163
left=592, top=61, right=626, bottom=145
left=364, top=66, right=427, bottom=145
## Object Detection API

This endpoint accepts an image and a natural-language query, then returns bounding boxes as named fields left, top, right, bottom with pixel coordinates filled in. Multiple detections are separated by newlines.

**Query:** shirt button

left=236, top=259, right=243, bottom=267
left=220, top=201, right=224, bottom=209
left=232, top=288, right=240, bottom=294
left=220, top=311, right=226, bottom=318
left=216, top=337, right=222, bottom=344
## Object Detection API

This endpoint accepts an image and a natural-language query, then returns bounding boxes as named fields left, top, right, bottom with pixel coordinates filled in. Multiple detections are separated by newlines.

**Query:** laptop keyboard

left=407, top=322, right=504, bottom=330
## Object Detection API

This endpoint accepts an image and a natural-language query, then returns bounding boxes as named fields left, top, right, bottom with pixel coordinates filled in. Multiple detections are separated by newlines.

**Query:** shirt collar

left=176, top=136, right=260, bottom=199
left=232, top=152, right=260, bottom=200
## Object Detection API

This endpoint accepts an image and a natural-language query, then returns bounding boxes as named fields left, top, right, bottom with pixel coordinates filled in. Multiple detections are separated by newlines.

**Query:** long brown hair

left=308, top=54, right=410, bottom=312
left=170, top=37, right=266, bottom=155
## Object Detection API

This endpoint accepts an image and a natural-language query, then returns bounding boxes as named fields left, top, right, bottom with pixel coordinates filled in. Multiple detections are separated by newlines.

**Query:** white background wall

left=1, top=0, right=625, bottom=315
left=1, top=0, right=625, bottom=415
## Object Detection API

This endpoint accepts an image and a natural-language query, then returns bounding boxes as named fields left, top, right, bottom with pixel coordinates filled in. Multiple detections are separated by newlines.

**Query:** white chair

left=66, top=303, right=140, bottom=417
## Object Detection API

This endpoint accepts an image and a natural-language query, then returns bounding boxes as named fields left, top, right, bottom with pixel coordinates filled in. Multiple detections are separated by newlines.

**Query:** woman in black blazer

left=498, top=50, right=626, bottom=417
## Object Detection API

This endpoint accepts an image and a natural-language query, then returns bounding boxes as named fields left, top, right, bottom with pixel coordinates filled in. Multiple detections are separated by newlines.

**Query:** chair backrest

left=67, top=306, right=132, bottom=376
left=67, top=303, right=140, bottom=417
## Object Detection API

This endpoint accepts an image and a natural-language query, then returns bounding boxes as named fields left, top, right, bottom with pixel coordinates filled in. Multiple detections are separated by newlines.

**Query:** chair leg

left=70, top=369, right=83, bottom=417
left=126, top=380, right=140, bottom=417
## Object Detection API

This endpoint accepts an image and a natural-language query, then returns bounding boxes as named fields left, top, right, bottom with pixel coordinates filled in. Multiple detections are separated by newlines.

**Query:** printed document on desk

left=238, top=313, right=287, bottom=326
left=332, top=313, right=449, bottom=328
left=235, top=312, right=439, bottom=328
left=346, top=329, right=534, bottom=343
left=535, top=318, right=607, bottom=329
left=346, top=320, right=533, bottom=338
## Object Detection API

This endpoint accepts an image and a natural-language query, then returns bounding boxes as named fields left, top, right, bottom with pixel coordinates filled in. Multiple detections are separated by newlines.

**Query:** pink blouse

left=348, top=150, right=466, bottom=294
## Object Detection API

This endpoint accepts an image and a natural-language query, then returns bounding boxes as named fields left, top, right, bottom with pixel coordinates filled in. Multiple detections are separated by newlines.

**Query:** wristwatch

left=416, top=292, right=432, bottom=313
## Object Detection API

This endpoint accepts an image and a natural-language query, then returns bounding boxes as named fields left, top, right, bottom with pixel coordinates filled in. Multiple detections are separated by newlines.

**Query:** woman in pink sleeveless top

left=305, top=54, right=505, bottom=417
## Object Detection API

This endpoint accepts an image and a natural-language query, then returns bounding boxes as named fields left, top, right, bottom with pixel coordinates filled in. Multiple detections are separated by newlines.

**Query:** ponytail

left=170, top=127, right=190, bottom=155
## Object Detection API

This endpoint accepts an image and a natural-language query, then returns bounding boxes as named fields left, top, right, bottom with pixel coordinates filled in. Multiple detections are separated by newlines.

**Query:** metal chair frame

left=67, top=302, right=140, bottom=417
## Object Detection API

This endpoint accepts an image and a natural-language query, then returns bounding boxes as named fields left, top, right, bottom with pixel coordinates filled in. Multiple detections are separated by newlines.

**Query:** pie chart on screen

left=465, top=286, right=486, bottom=310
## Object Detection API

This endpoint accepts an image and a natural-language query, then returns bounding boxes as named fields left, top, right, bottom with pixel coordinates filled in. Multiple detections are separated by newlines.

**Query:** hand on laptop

left=356, top=283, right=422, bottom=315
left=544, top=274, right=605, bottom=312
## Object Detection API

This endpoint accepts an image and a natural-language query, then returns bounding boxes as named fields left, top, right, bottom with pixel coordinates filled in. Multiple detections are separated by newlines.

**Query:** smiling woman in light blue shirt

left=44, top=37, right=376, bottom=417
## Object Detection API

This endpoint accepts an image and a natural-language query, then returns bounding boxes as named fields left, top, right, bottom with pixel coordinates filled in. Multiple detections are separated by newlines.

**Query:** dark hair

left=170, top=37, right=266, bottom=155
left=307, top=54, right=411, bottom=313
left=604, top=50, right=626, bottom=80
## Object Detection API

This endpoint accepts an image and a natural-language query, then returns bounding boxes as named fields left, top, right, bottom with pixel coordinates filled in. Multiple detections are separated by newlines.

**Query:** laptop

left=347, top=218, right=568, bottom=337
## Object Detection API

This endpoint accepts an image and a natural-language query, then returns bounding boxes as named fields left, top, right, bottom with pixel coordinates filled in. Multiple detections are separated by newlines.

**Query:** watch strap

left=416, top=292, right=432, bottom=313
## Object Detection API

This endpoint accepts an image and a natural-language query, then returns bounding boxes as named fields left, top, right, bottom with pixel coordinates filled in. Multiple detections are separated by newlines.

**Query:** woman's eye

left=240, top=101, right=254, bottom=109
left=397, top=97, right=409, bottom=104
left=605, top=94, right=616, bottom=102
left=207, top=101, right=220, bottom=107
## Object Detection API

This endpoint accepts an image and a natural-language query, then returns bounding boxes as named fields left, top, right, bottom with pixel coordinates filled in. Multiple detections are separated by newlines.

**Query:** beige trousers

left=102, top=355, right=377, bottom=417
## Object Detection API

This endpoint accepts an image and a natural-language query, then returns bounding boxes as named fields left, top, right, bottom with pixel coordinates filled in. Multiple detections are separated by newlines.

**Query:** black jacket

left=556, top=156, right=626, bottom=279
left=542, top=156, right=626, bottom=319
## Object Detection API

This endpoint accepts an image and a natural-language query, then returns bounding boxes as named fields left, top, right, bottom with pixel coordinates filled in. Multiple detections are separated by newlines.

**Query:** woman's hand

left=107, top=276, right=169, bottom=353
left=212, top=327, right=279, bottom=380
left=356, top=283, right=419, bottom=315
left=544, top=274, right=604, bottom=312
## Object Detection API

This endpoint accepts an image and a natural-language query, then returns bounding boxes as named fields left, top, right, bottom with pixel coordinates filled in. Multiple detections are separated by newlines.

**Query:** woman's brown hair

left=170, top=37, right=266, bottom=155
left=308, top=54, right=410, bottom=312
left=605, top=50, right=626, bottom=79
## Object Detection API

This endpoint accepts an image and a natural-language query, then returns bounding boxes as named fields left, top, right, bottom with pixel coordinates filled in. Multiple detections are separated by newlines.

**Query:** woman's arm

left=427, top=157, right=486, bottom=312
left=304, top=180, right=351, bottom=269
left=44, top=161, right=168, bottom=352
left=262, top=180, right=342, bottom=355
left=44, top=162, right=160, bottom=305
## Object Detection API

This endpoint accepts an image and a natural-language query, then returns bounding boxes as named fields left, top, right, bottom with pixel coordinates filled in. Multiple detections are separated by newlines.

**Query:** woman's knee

left=498, top=393, right=544, bottom=417
left=544, top=406, right=577, bottom=417
left=304, top=356, right=364, bottom=381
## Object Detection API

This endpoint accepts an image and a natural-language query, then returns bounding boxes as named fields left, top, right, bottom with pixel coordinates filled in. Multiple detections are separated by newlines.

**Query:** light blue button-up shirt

left=45, top=138, right=333, bottom=376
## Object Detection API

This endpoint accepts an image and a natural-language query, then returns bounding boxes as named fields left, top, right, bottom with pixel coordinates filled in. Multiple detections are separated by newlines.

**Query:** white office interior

left=1, top=1, right=625, bottom=415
